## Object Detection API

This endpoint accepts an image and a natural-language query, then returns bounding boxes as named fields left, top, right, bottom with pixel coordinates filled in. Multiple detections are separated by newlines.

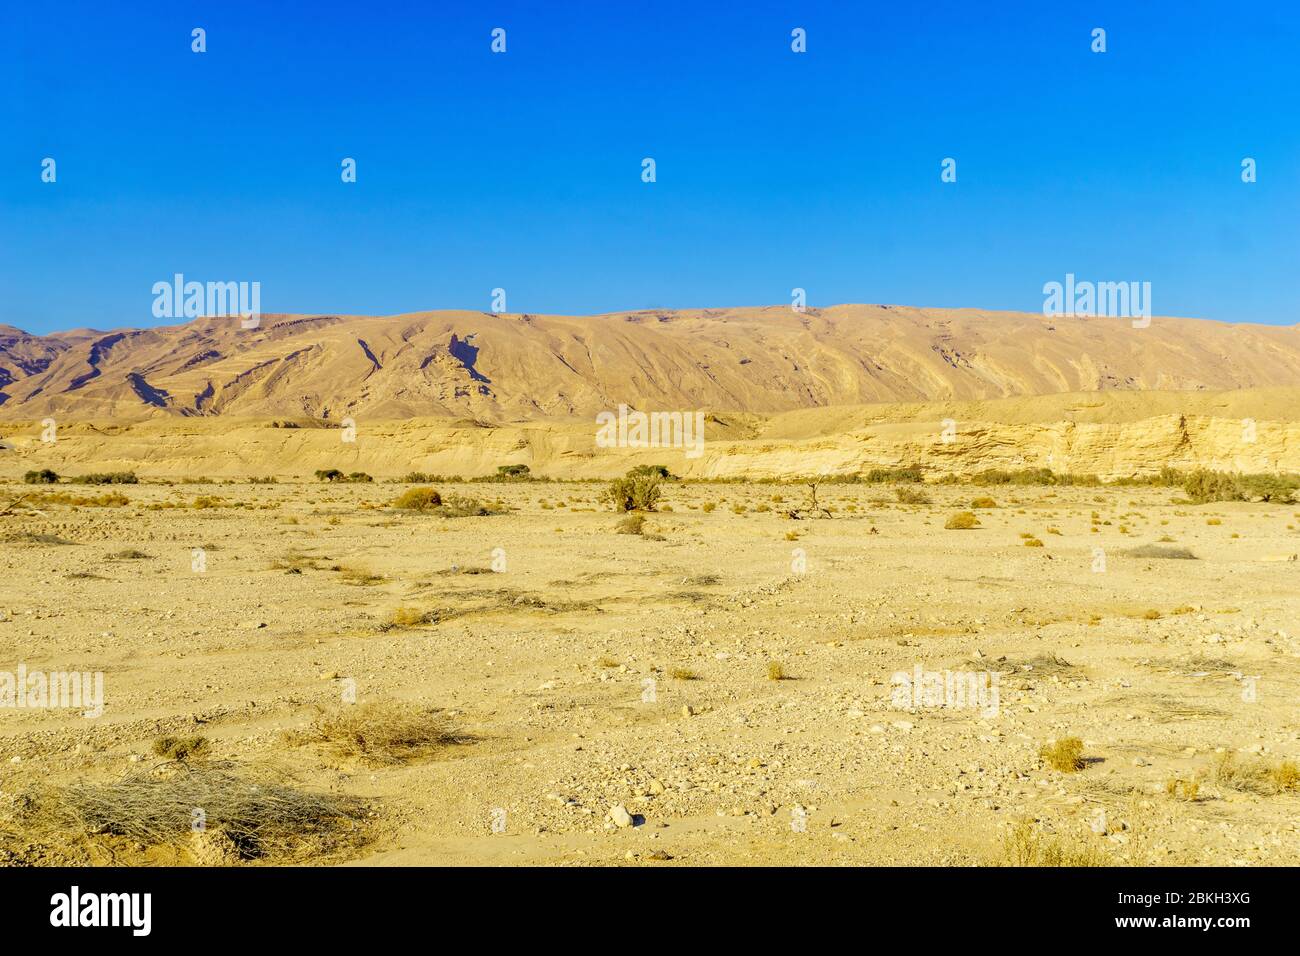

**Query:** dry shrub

left=1012, top=653, right=1076, bottom=677
left=151, top=735, right=210, bottom=761
left=286, top=702, right=460, bottom=765
left=1126, top=544, right=1197, bottom=560
left=5, top=762, right=369, bottom=862
left=970, top=496, right=997, bottom=509
left=337, top=564, right=383, bottom=585
left=1001, top=819, right=1109, bottom=867
left=944, top=511, right=980, bottom=530
left=616, top=513, right=646, bottom=535
left=389, top=607, right=433, bottom=627
left=108, top=548, right=152, bottom=560
left=270, top=550, right=323, bottom=572
left=668, top=667, right=698, bottom=680
left=1040, top=737, right=1086, bottom=772
left=393, top=487, right=442, bottom=511
left=1, top=532, right=76, bottom=546
left=191, top=495, right=232, bottom=509
left=682, top=573, right=720, bottom=586
left=36, top=491, right=130, bottom=507
left=1274, top=761, right=1300, bottom=791
left=894, top=487, right=931, bottom=505
left=766, top=661, right=787, bottom=681
left=437, top=495, right=499, bottom=517
left=1210, top=753, right=1300, bottom=795
left=392, top=487, right=497, bottom=517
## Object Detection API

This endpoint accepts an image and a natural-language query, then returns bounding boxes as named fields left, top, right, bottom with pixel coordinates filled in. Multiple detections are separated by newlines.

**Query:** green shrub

left=401, top=472, right=464, bottom=484
left=970, top=468, right=1102, bottom=487
left=1241, top=473, right=1299, bottom=503
left=1154, top=466, right=1185, bottom=487
left=1180, top=469, right=1297, bottom=503
left=1183, top=469, right=1244, bottom=503
left=72, top=471, right=138, bottom=485
left=627, top=464, right=676, bottom=480
left=480, top=464, right=532, bottom=482
left=603, top=475, right=662, bottom=512
left=865, top=466, right=924, bottom=483
left=313, top=469, right=371, bottom=483
left=23, top=469, right=59, bottom=485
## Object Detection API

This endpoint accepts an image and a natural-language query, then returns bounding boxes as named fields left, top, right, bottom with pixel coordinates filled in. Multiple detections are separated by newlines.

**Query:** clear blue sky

left=2, top=0, right=1297, bottom=334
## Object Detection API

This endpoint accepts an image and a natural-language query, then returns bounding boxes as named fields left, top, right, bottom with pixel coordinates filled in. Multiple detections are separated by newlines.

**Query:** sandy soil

left=2, top=479, right=1298, bottom=866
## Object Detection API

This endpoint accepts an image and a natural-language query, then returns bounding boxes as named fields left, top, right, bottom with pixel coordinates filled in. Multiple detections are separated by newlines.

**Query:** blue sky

left=2, top=0, right=1297, bottom=334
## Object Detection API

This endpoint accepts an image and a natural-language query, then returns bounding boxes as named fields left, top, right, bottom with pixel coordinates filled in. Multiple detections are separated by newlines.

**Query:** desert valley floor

left=2, top=477, right=1298, bottom=866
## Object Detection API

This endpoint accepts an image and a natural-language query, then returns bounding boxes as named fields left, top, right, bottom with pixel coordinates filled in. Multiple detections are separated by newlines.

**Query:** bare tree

left=786, top=479, right=832, bottom=520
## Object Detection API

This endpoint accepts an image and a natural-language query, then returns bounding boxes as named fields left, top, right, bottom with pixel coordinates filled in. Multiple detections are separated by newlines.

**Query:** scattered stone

left=609, top=804, right=633, bottom=828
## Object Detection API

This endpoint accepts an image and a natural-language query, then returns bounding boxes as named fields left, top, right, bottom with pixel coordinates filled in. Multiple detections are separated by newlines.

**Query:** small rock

left=609, top=804, right=633, bottom=828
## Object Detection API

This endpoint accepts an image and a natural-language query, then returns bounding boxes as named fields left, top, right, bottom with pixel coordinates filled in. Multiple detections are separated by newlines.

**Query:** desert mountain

left=1, top=305, right=1298, bottom=422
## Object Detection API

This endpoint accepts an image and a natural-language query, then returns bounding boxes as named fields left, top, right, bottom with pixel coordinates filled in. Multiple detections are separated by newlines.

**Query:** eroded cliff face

left=2, top=391, right=1296, bottom=480
left=690, top=415, right=1300, bottom=481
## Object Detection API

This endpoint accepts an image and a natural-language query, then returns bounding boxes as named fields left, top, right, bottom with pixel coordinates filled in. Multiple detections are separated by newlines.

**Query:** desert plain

left=1, top=471, right=1298, bottom=866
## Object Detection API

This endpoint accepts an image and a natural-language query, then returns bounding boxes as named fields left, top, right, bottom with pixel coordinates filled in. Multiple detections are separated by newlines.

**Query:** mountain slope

left=1, top=305, right=1298, bottom=421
